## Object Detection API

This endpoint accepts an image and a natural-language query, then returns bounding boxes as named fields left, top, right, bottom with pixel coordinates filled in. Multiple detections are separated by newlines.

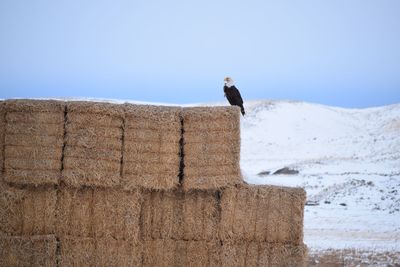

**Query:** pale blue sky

left=1, top=0, right=399, bottom=107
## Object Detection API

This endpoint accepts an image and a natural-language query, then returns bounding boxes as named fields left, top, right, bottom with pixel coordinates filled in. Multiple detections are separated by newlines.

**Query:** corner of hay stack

left=182, top=106, right=243, bottom=191
left=220, top=184, right=306, bottom=244
left=122, top=104, right=182, bottom=190
left=3, top=99, right=65, bottom=186
left=221, top=240, right=308, bottom=267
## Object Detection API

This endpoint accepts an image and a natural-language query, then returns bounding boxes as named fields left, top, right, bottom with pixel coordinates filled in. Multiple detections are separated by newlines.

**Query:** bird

left=223, top=77, right=245, bottom=116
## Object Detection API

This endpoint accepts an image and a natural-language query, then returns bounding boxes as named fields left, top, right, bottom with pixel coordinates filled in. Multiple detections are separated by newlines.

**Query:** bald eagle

left=223, top=77, right=245, bottom=116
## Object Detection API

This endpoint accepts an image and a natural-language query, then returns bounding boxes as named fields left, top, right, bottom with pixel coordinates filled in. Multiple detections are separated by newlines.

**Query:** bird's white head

left=224, top=77, right=235, bottom=88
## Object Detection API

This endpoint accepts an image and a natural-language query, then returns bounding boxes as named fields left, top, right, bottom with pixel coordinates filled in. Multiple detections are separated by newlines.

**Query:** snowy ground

left=239, top=100, right=400, bottom=252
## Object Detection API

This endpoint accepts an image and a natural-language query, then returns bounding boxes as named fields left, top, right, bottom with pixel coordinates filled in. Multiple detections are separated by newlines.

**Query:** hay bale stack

left=143, top=239, right=220, bottom=267
left=0, top=183, right=56, bottom=236
left=0, top=235, right=57, bottom=267
left=122, top=104, right=181, bottom=190
left=3, top=100, right=65, bottom=186
left=221, top=241, right=307, bottom=267
left=56, top=187, right=141, bottom=241
left=182, top=106, right=242, bottom=191
left=220, top=184, right=306, bottom=244
left=0, top=100, right=309, bottom=265
left=59, top=237, right=142, bottom=267
left=62, top=101, right=124, bottom=188
left=141, top=189, right=219, bottom=241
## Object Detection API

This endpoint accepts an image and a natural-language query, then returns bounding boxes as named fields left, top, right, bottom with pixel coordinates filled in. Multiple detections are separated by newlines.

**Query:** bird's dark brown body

left=224, top=85, right=245, bottom=116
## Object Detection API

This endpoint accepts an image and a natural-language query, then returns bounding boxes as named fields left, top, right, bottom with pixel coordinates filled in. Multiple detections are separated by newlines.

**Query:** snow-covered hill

left=240, top=100, right=400, bottom=251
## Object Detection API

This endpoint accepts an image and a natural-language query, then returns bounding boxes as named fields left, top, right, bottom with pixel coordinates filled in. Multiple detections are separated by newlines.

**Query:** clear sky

left=1, top=0, right=399, bottom=108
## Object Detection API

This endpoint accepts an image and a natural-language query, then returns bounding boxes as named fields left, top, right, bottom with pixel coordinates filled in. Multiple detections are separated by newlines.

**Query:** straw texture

left=0, top=183, right=56, bottom=236
left=59, top=237, right=142, bottom=267
left=62, top=101, right=124, bottom=188
left=95, top=238, right=142, bottom=267
left=220, top=184, right=306, bottom=244
left=122, top=104, right=181, bottom=190
left=92, top=188, right=141, bottom=241
left=56, top=188, right=93, bottom=237
left=182, top=106, right=242, bottom=190
left=143, top=239, right=220, bottom=267
left=56, top=187, right=141, bottom=241
left=3, top=100, right=65, bottom=185
left=141, top=189, right=219, bottom=241
left=221, top=241, right=307, bottom=267
left=0, top=235, right=57, bottom=267
left=58, top=237, right=95, bottom=266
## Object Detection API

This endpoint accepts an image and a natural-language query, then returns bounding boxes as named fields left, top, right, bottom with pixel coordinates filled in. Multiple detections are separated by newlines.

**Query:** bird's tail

left=240, top=106, right=245, bottom=116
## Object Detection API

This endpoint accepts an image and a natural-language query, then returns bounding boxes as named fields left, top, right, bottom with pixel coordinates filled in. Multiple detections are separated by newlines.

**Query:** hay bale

left=124, top=129, right=179, bottom=143
left=124, top=139, right=178, bottom=155
left=183, top=106, right=240, bottom=131
left=4, top=145, right=62, bottom=160
left=141, top=189, right=219, bottom=241
left=67, top=112, right=123, bottom=127
left=5, top=158, right=60, bottom=170
left=5, top=99, right=65, bottom=113
left=64, top=146, right=121, bottom=162
left=62, top=169, right=120, bottom=188
left=124, top=104, right=181, bottom=130
left=182, top=106, right=242, bottom=190
left=185, top=142, right=240, bottom=154
left=184, top=129, right=240, bottom=144
left=220, top=185, right=306, bottom=244
left=5, top=122, right=64, bottom=136
left=64, top=134, right=122, bottom=150
left=67, top=101, right=124, bottom=116
left=6, top=111, right=64, bottom=124
left=57, top=187, right=141, bottom=241
left=4, top=170, right=61, bottom=186
left=56, top=188, right=93, bottom=237
left=5, top=134, right=63, bottom=147
left=0, top=184, right=56, bottom=236
left=59, top=237, right=95, bottom=266
left=60, top=237, right=142, bottom=267
left=143, top=240, right=220, bottom=267
left=96, top=238, right=142, bottom=266
left=183, top=165, right=241, bottom=190
left=0, top=235, right=57, bottom=267
left=221, top=241, right=307, bottom=267
left=3, top=145, right=62, bottom=185
left=221, top=240, right=259, bottom=267
left=62, top=101, right=124, bottom=188
left=63, top=158, right=120, bottom=172
left=122, top=104, right=181, bottom=190
left=92, top=188, right=141, bottom=241
left=2, top=100, right=65, bottom=186
left=66, top=123, right=123, bottom=139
